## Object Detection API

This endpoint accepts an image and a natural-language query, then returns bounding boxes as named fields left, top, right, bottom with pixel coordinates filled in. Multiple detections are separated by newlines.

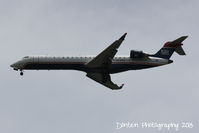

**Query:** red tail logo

left=163, top=42, right=183, bottom=48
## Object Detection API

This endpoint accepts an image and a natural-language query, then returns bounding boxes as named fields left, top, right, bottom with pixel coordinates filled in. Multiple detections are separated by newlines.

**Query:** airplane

left=10, top=33, right=187, bottom=90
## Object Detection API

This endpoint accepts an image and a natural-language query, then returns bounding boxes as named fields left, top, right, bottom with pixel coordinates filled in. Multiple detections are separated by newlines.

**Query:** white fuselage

left=11, top=56, right=172, bottom=74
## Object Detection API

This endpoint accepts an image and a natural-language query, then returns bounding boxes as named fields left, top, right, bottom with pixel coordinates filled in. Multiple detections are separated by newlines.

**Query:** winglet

left=112, top=83, right=124, bottom=90
left=119, top=84, right=124, bottom=89
left=119, top=33, right=127, bottom=41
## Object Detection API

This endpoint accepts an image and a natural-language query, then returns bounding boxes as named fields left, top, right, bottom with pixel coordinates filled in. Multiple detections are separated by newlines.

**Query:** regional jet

left=11, top=33, right=187, bottom=90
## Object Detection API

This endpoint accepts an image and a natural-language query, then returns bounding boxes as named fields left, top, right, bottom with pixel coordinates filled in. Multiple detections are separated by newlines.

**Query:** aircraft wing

left=85, top=33, right=126, bottom=90
left=86, top=73, right=124, bottom=90
left=85, top=33, right=127, bottom=68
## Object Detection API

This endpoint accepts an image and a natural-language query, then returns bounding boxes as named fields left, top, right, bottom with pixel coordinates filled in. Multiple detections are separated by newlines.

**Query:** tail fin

left=152, top=36, right=188, bottom=59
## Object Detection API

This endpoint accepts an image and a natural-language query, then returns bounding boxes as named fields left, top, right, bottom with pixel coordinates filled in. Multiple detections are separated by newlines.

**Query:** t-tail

left=152, top=36, right=188, bottom=59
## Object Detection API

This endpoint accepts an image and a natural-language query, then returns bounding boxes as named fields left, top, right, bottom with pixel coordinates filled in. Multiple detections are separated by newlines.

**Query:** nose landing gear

left=20, top=71, right=24, bottom=76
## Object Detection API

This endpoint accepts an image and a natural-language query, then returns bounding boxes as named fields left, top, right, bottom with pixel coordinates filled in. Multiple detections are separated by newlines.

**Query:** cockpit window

left=23, top=56, right=29, bottom=59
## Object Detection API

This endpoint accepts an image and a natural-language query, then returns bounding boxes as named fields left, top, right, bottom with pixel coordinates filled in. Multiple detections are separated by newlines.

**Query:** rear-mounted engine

left=130, top=50, right=145, bottom=59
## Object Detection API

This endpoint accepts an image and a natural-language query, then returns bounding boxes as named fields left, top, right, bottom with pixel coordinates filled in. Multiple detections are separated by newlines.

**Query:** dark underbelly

left=24, top=63, right=87, bottom=71
left=23, top=63, right=157, bottom=73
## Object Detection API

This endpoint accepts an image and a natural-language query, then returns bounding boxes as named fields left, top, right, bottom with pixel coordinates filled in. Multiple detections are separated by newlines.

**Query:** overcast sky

left=0, top=0, right=198, bottom=133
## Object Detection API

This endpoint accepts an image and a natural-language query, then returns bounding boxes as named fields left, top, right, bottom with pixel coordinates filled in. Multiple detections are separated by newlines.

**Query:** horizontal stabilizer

left=171, top=36, right=188, bottom=44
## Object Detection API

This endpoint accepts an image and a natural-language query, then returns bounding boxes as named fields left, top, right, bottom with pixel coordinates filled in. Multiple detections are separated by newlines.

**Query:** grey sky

left=0, top=0, right=198, bottom=133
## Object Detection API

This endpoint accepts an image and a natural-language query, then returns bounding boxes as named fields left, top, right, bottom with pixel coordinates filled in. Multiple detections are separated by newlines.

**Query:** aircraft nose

left=168, top=60, right=173, bottom=64
left=10, top=63, right=16, bottom=68
left=10, top=62, right=21, bottom=70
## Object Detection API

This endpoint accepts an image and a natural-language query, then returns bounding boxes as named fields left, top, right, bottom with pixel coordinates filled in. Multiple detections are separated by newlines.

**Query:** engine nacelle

left=130, top=50, right=145, bottom=59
